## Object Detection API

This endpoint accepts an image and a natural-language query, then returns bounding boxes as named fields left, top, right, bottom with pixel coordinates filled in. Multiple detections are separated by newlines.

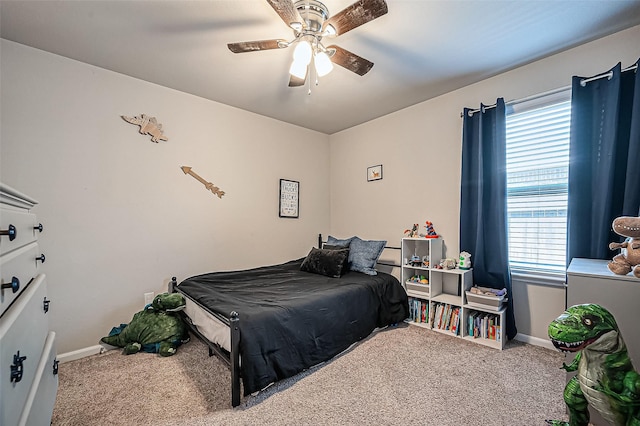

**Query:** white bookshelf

left=401, top=237, right=505, bottom=350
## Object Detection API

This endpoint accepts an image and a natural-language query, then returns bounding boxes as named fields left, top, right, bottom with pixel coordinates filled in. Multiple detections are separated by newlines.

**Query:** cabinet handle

left=1, top=276, right=20, bottom=294
left=10, top=351, right=27, bottom=383
left=34, top=223, right=43, bottom=233
left=36, top=253, right=46, bottom=264
left=0, top=224, right=16, bottom=241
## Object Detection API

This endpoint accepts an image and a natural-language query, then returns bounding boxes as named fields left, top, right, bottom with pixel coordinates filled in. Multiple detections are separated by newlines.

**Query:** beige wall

left=3, top=25, right=639, bottom=353
left=1, top=40, right=330, bottom=353
left=329, top=25, right=640, bottom=345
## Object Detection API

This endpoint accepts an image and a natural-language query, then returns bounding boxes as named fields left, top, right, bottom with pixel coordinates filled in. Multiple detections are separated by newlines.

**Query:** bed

left=168, top=234, right=408, bottom=407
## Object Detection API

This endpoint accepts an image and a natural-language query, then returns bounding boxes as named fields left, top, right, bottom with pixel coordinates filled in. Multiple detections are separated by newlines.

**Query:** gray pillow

left=348, top=237, right=386, bottom=275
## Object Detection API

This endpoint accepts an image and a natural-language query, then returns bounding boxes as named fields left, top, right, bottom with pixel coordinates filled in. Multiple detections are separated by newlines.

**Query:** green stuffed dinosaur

left=546, top=304, right=640, bottom=426
left=101, top=292, right=189, bottom=357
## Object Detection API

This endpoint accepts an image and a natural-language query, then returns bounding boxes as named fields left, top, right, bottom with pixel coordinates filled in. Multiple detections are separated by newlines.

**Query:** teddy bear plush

left=101, top=292, right=189, bottom=356
left=608, top=216, right=640, bottom=278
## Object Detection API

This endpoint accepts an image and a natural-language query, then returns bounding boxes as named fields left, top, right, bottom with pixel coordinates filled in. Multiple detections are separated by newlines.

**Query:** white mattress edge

left=184, top=297, right=231, bottom=352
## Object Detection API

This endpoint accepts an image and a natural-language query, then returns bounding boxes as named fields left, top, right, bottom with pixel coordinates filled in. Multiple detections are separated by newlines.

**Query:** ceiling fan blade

left=327, top=45, right=374, bottom=76
left=288, top=73, right=306, bottom=87
left=322, top=0, right=388, bottom=36
left=266, top=0, right=305, bottom=30
left=227, top=39, right=286, bottom=53
left=288, top=65, right=309, bottom=87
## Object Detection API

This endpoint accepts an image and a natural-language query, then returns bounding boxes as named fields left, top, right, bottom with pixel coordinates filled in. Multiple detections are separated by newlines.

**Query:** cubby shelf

left=401, top=237, right=505, bottom=350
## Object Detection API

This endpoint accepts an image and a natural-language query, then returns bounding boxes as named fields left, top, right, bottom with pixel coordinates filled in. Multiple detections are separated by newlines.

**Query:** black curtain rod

left=461, top=63, right=638, bottom=118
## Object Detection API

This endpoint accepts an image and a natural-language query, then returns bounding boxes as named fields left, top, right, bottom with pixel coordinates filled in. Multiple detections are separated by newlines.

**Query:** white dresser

left=0, top=183, right=57, bottom=426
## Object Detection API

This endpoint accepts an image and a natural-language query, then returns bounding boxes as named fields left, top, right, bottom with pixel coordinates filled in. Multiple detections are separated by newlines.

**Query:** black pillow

left=300, top=247, right=350, bottom=278
left=323, top=244, right=352, bottom=275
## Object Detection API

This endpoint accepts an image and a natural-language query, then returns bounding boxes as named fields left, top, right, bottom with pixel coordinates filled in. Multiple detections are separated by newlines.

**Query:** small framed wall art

left=367, top=164, right=383, bottom=182
left=279, top=179, right=299, bottom=218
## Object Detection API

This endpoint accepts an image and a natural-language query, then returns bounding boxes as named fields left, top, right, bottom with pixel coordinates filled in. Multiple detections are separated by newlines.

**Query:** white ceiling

left=2, top=0, right=640, bottom=134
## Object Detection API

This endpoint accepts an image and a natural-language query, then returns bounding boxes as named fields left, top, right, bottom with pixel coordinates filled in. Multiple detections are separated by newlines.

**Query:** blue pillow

left=326, top=235, right=355, bottom=248
left=348, top=237, right=386, bottom=275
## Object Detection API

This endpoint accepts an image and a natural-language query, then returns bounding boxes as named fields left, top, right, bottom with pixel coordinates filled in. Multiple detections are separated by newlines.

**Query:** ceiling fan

left=227, top=0, right=388, bottom=87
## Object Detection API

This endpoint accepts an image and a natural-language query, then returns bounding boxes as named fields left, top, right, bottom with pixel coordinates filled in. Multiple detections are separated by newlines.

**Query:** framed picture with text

left=279, top=179, right=299, bottom=218
left=367, top=164, right=383, bottom=182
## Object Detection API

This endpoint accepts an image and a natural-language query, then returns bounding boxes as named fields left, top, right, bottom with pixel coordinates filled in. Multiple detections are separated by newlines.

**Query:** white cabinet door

left=0, top=275, right=49, bottom=426
left=19, top=331, right=58, bottom=426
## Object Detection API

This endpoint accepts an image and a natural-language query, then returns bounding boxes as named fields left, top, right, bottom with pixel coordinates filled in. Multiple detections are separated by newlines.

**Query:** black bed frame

left=168, top=277, right=242, bottom=406
left=168, top=234, right=400, bottom=407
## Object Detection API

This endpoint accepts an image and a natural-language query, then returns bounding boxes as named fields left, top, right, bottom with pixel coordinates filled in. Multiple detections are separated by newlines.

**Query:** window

left=505, top=91, right=571, bottom=278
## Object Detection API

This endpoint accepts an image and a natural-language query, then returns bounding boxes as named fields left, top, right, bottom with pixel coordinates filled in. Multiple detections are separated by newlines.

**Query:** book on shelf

left=436, top=303, right=445, bottom=329
left=408, top=297, right=429, bottom=324
left=409, top=297, right=414, bottom=320
left=450, top=308, right=457, bottom=334
left=432, top=302, right=459, bottom=334
left=467, top=309, right=501, bottom=341
left=451, top=306, right=460, bottom=335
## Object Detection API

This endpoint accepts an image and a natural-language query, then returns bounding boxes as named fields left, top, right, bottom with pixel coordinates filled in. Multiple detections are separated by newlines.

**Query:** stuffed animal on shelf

left=404, top=224, right=419, bottom=238
left=459, top=251, right=472, bottom=270
left=439, top=258, right=457, bottom=270
left=423, top=221, right=439, bottom=238
left=101, top=292, right=189, bottom=357
left=546, top=304, right=640, bottom=426
left=608, top=216, right=640, bottom=278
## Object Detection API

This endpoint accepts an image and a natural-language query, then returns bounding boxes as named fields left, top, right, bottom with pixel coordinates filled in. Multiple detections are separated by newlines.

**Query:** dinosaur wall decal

left=121, top=114, right=168, bottom=143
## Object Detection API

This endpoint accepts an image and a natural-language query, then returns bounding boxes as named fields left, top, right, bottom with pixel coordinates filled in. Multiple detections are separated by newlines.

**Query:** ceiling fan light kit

left=293, top=40, right=313, bottom=64
left=314, top=50, right=333, bottom=77
left=227, top=0, right=388, bottom=88
left=289, top=57, right=308, bottom=79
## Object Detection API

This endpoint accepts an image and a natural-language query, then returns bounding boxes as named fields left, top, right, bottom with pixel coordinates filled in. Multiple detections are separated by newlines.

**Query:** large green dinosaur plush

left=546, top=304, right=640, bottom=426
left=101, top=292, right=189, bottom=357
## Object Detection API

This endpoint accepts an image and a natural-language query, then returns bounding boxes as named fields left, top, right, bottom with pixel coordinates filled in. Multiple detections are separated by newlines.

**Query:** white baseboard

left=57, top=344, right=109, bottom=364
left=514, top=333, right=556, bottom=351
left=58, top=335, right=556, bottom=363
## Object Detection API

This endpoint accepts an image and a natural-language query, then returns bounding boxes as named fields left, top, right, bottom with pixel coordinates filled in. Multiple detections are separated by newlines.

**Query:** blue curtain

left=460, top=98, right=516, bottom=340
left=567, top=59, right=640, bottom=263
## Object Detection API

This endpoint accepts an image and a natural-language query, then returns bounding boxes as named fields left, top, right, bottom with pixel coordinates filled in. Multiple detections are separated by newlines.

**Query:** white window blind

left=506, top=94, right=571, bottom=275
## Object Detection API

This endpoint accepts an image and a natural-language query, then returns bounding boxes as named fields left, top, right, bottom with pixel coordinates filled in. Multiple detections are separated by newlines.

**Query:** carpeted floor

left=52, top=324, right=571, bottom=425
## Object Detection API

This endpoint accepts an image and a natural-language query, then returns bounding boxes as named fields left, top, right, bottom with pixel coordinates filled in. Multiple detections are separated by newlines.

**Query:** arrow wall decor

left=181, top=166, right=225, bottom=199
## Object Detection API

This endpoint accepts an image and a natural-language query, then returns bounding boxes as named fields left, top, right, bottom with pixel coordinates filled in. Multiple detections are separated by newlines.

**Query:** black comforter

left=177, top=258, right=408, bottom=395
